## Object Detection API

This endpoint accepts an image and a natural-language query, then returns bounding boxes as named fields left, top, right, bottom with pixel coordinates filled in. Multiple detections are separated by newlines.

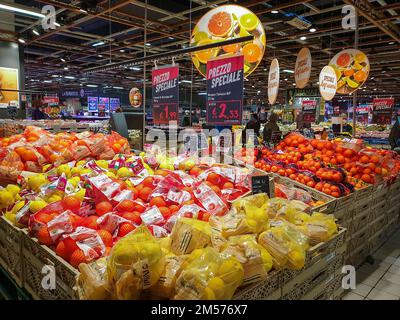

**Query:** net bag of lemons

left=174, top=247, right=244, bottom=300
left=258, top=219, right=309, bottom=270
left=265, top=198, right=310, bottom=222
left=211, top=193, right=269, bottom=237
left=223, top=234, right=273, bottom=286
left=107, top=226, right=165, bottom=300
left=296, top=212, right=338, bottom=245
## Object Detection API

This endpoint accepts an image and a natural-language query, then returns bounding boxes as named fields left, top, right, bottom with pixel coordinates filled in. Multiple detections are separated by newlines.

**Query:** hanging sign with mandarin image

left=295, top=48, right=312, bottom=89
left=329, top=49, right=369, bottom=94
left=129, top=87, right=142, bottom=108
left=319, top=66, right=337, bottom=101
left=190, top=5, right=266, bottom=78
left=268, top=58, right=280, bottom=105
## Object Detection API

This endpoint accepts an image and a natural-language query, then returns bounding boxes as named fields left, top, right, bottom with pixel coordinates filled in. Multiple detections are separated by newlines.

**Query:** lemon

left=218, top=258, right=244, bottom=283
left=73, top=188, right=86, bottom=201
left=207, top=277, right=225, bottom=298
left=239, top=25, right=251, bottom=37
left=57, top=164, right=71, bottom=177
left=46, top=194, right=62, bottom=204
left=195, top=39, right=219, bottom=64
left=68, top=177, right=81, bottom=188
left=0, top=190, right=14, bottom=209
left=260, top=248, right=273, bottom=272
left=105, top=171, right=116, bottom=179
left=27, top=174, right=48, bottom=192
left=239, top=13, right=259, bottom=31
left=4, top=212, right=16, bottom=225
left=346, top=78, right=359, bottom=89
left=79, top=168, right=92, bottom=176
left=194, top=31, right=209, bottom=43
left=12, top=201, right=26, bottom=214
left=288, top=250, right=305, bottom=270
left=70, top=167, right=82, bottom=176
left=96, top=160, right=109, bottom=169
left=6, top=184, right=20, bottom=198
left=42, top=164, right=52, bottom=173
left=117, top=167, right=133, bottom=178
left=337, top=79, right=346, bottom=89
left=76, top=160, right=86, bottom=167
left=29, top=199, right=48, bottom=213
left=260, top=33, right=266, bottom=46
left=201, top=287, right=216, bottom=300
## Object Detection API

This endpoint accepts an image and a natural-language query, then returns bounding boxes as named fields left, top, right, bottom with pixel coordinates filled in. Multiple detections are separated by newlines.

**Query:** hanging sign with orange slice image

left=329, top=49, right=369, bottom=94
left=295, top=48, right=312, bottom=89
left=190, top=5, right=266, bottom=79
left=129, top=87, right=142, bottom=108
left=268, top=58, right=280, bottom=105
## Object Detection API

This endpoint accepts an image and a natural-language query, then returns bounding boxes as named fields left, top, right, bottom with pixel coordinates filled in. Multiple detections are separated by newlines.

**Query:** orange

left=207, top=173, right=222, bottom=185
left=35, top=212, right=53, bottom=224
left=139, top=186, right=153, bottom=202
left=63, top=196, right=81, bottom=212
left=155, top=169, right=169, bottom=177
left=242, top=43, right=262, bottom=64
left=359, top=155, right=370, bottom=164
left=343, top=69, right=355, bottom=77
left=354, top=70, right=367, bottom=82
left=344, top=149, right=354, bottom=158
left=55, top=241, right=68, bottom=260
left=222, top=43, right=241, bottom=53
left=116, top=199, right=135, bottom=212
left=149, top=196, right=167, bottom=208
left=143, top=176, right=154, bottom=188
left=207, top=11, right=232, bottom=37
left=336, top=154, right=345, bottom=164
left=170, top=205, right=180, bottom=213
left=211, top=185, right=221, bottom=194
left=81, top=215, right=98, bottom=230
left=97, top=229, right=113, bottom=247
left=70, top=249, right=89, bottom=268
left=118, top=222, right=136, bottom=237
left=370, top=155, right=380, bottom=164
left=361, top=174, right=371, bottom=183
left=375, top=167, right=382, bottom=175
left=112, top=143, right=121, bottom=153
left=159, top=207, right=172, bottom=219
left=96, top=201, right=113, bottom=216
left=37, top=226, right=53, bottom=246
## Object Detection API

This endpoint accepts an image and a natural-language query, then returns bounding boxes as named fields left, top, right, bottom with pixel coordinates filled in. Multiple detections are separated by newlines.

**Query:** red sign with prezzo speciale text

left=152, top=64, right=179, bottom=125
left=372, top=98, right=394, bottom=125
left=206, top=55, right=244, bottom=126
left=302, top=99, right=317, bottom=123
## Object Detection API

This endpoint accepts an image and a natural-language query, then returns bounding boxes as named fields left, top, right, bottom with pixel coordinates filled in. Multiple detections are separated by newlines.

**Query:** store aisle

left=343, top=228, right=400, bottom=300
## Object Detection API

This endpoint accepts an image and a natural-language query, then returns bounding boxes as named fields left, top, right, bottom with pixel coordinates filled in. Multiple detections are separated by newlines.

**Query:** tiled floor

left=342, top=229, right=400, bottom=300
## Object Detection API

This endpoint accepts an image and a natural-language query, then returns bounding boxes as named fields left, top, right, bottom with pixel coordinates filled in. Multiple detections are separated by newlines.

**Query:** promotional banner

left=0, top=67, right=19, bottom=108
left=110, top=98, right=120, bottom=112
left=206, top=55, right=244, bottom=125
left=372, top=98, right=394, bottom=124
left=268, top=58, right=279, bottom=105
left=302, top=100, right=317, bottom=123
left=88, top=96, right=98, bottom=112
left=329, top=49, right=369, bottom=94
left=99, top=97, right=110, bottom=112
left=295, top=48, right=312, bottom=89
left=319, top=66, right=337, bottom=101
left=190, top=5, right=266, bottom=79
left=152, top=64, right=179, bottom=125
left=42, top=96, right=59, bottom=106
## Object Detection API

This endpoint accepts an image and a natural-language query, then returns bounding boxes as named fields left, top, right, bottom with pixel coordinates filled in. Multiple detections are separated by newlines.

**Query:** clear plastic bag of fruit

left=173, top=247, right=244, bottom=300
left=258, top=219, right=309, bottom=270
left=170, top=217, right=212, bottom=255
left=77, top=257, right=111, bottom=300
left=107, top=226, right=165, bottom=300
left=223, top=234, right=273, bottom=287
left=296, top=212, right=338, bottom=245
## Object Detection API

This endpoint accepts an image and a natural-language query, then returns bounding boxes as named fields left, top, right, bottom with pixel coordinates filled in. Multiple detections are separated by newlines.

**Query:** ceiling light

left=18, top=38, right=25, bottom=44
left=129, top=67, right=140, bottom=71
left=0, top=4, right=45, bottom=18
left=60, top=58, right=66, bottom=62
left=79, top=9, right=88, bottom=13
left=32, top=29, right=40, bottom=36
left=283, top=69, right=294, bottom=73
left=98, top=54, right=103, bottom=58
left=309, top=28, right=316, bottom=33
left=271, top=10, right=279, bottom=14
left=51, top=75, right=59, bottom=78
left=198, top=92, right=207, bottom=96
left=113, top=86, right=124, bottom=90
left=300, top=36, right=307, bottom=41
left=293, top=83, right=296, bottom=86
left=64, top=67, right=69, bottom=70
left=284, top=78, right=288, bottom=81
left=54, top=22, right=61, bottom=27
left=87, top=84, right=98, bottom=87
left=389, top=41, right=395, bottom=45
left=92, top=41, right=105, bottom=47
left=181, top=80, right=192, bottom=83
left=263, top=68, right=267, bottom=71
left=64, top=76, right=75, bottom=79
left=145, top=43, right=151, bottom=46
left=373, top=88, right=377, bottom=91
left=257, top=90, right=261, bottom=94
left=168, top=37, right=174, bottom=40
left=43, top=80, right=52, bottom=83
left=119, top=49, right=125, bottom=52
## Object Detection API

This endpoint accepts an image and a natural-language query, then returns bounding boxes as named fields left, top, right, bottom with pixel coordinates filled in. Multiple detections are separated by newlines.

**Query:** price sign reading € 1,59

left=153, top=104, right=178, bottom=124
left=206, top=55, right=244, bottom=126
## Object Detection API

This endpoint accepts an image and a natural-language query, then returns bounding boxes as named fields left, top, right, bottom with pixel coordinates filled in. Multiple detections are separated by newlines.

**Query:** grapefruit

left=207, top=11, right=233, bottom=37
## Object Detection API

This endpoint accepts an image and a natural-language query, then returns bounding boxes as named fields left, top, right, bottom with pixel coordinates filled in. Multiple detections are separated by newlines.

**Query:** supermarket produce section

left=0, top=126, right=399, bottom=300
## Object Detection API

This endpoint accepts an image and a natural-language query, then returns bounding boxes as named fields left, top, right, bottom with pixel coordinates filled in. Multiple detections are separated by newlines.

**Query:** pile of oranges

left=251, top=133, right=400, bottom=197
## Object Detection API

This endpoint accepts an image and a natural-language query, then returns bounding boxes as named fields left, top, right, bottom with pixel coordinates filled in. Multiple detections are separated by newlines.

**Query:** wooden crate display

left=233, top=270, right=281, bottom=300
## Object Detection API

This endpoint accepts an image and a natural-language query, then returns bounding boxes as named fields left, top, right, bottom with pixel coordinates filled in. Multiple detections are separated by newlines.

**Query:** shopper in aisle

left=389, top=116, right=400, bottom=151
left=296, top=111, right=311, bottom=131
left=242, top=113, right=260, bottom=145
left=31, top=106, right=46, bottom=120
left=342, top=120, right=353, bottom=135
left=263, top=112, right=280, bottom=144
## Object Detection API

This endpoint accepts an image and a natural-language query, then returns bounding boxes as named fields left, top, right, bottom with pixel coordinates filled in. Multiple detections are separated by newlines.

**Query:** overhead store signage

left=206, top=54, right=244, bottom=125
left=319, top=66, right=337, bottom=101
left=190, top=5, right=266, bottom=79
left=129, top=87, right=142, bottom=108
left=88, top=96, right=98, bottom=112
left=152, top=64, right=179, bottom=125
left=329, top=49, right=369, bottom=94
left=0, top=67, right=19, bottom=108
left=372, top=98, right=394, bottom=125
left=98, top=97, right=110, bottom=112
left=268, top=58, right=279, bottom=105
left=42, top=96, right=59, bottom=106
left=302, top=100, right=317, bottom=123
left=295, top=47, right=312, bottom=89
left=110, top=98, right=120, bottom=111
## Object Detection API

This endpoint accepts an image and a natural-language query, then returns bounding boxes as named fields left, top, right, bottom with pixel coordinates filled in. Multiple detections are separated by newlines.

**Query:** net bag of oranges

left=107, top=226, right=165, bottom=300
left=258, top=219, right=309, bottom=270
left=173, top=247, right=244, bottom=300
left=223, top=234, right=273, bottom=287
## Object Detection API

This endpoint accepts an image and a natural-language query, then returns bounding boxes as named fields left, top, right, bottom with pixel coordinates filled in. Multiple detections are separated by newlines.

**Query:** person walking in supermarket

left=389, top=115, right=400, bottom=152
left=242, top=113, right=260, bottom=146
left=263, top=112, right=280, bottom=145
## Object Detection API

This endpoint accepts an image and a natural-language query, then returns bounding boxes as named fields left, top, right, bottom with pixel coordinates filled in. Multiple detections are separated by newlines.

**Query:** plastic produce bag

left=107, top=226, right=165, bottom=300
left=223, top=234, right=273, bottom=286
left=77, top=257, right=111, bottom=300
left=258, top=219, right=309, bottom=270
left=296, top=212, right=338, bottom=244
left=170, top=217, right=212, bottom=255
left=174, top=247, right=244, bottom=300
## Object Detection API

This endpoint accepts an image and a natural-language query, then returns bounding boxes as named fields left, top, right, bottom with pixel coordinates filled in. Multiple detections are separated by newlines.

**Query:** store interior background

left=0, top=0, right=399, bottom=128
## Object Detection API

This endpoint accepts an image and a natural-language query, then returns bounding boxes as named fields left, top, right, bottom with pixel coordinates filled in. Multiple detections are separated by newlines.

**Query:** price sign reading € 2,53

left=206, top=55, right=244, bottom=125
left=152, top=64, right=179, bottom=125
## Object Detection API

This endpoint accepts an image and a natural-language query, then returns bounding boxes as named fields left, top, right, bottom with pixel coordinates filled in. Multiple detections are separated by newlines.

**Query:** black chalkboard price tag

left=251, top=174, right=271, bottom=197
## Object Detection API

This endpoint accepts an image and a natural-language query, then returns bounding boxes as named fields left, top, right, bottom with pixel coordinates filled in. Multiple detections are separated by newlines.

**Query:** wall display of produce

left=0, top=151, right=339, bottom=300
left=329, top=49, right=369, bottom=94
left=190, top=5, right=266, bottom=78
